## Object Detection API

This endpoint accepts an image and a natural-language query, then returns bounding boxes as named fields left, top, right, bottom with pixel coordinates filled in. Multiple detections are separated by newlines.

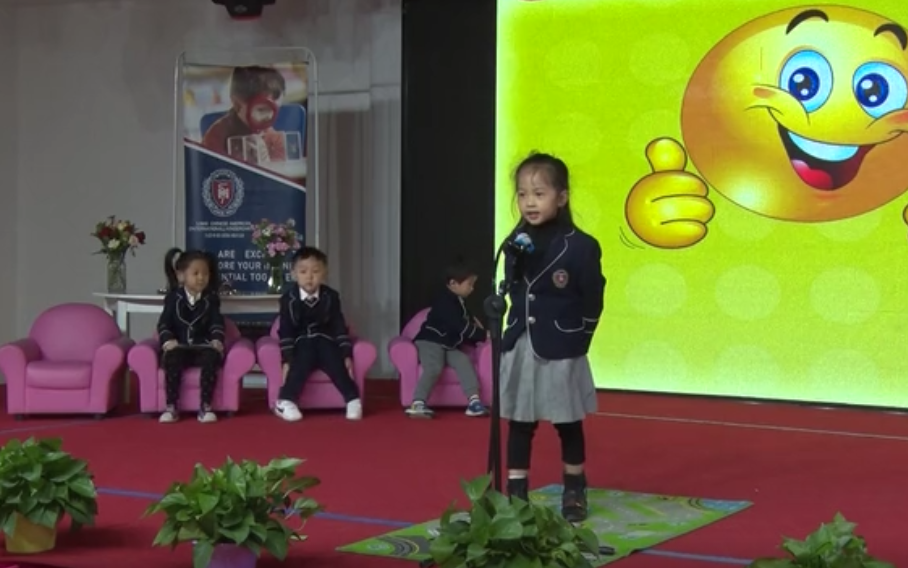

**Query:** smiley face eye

left=852, top=62, right=908, bottom=119
left=778, top=50, right=834, bottom=113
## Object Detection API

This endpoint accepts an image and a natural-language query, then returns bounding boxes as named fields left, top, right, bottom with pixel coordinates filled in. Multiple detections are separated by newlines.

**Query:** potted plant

left=0, top=437, right=98, bottom=554
left=748, top=513, right=894, bottom=567
left=429, top=475, right=600, bottom=568
left=145, top=456, right=321, bottom=568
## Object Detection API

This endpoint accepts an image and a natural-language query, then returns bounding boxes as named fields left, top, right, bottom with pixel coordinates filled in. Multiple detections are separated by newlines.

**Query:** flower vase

left=206, top=544, right=257, bottom=568
left=106, top=254, right=127, bottom=293
left=5, top=513, right=57, bottom=553
left=266, top=260, right=285, bottom=294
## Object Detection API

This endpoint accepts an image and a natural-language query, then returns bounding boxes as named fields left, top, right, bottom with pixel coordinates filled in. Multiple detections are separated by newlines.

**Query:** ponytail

left=164, top=248, right=182, bottom=291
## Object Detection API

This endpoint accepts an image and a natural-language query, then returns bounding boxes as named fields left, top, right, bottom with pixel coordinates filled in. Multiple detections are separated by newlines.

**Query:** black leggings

left=507, top=420, right=585, bottom=470
left=162, top=346, right=222, bottom=407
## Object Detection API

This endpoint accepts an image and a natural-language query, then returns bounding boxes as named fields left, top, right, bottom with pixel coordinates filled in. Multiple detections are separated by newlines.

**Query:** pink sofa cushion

left=150, top=368, right=209, bottom=388
left=25, top=361, right=93, bottom=389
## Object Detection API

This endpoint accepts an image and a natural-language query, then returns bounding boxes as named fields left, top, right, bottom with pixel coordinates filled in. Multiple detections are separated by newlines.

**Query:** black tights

left=162, top=346, right=222, bottom=407
left=506, top=420, right=585, bottom=470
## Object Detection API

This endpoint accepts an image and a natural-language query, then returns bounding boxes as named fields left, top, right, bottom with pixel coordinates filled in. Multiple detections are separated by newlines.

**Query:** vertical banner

left=179, top=61, right=309, bottom=304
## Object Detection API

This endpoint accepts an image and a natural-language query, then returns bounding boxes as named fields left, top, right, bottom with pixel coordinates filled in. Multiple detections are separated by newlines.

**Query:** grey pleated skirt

left=499, top=333, right=598, bottom=423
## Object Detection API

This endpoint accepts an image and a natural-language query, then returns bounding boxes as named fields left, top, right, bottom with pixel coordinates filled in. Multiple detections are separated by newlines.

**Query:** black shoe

left=507, top=477, right=529, bottom=502
left=561, top=473, right=588, bottom=523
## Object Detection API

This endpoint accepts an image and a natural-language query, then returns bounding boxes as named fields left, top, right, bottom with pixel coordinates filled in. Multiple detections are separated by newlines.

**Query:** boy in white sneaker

left=273, top=247, right=363, bottom=421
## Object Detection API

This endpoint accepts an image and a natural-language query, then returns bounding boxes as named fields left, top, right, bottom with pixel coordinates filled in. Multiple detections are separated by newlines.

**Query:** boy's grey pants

left=413, top=340, right=480, bottom=402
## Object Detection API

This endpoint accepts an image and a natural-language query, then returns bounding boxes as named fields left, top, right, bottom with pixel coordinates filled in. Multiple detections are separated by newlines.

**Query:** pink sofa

left=390, top=308, right=492, bottom=407
left=128, top=318, right=255, bottom=415
left=256, top=318, right=377, bottom=410
left=0, top=303, right=134, bottom=419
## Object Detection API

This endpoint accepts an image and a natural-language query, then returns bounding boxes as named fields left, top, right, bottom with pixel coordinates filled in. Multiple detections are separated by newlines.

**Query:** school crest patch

left=553, top=269, right=569, bottom=288
left=202, top=169, right=245, bottom=218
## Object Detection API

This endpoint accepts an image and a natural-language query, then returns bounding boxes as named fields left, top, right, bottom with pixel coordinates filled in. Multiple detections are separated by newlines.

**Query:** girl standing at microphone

left=499, top=152, right=606, bottom=523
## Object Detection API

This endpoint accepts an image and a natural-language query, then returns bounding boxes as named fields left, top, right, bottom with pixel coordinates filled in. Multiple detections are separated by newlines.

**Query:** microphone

left=492, top=226, right=533, bottom=292
left=505, top=232, right=535, bottom=255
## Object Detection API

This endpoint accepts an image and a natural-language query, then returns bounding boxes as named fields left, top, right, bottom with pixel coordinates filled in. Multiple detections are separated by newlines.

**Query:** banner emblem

left=202, top=169, right=245, bottom=217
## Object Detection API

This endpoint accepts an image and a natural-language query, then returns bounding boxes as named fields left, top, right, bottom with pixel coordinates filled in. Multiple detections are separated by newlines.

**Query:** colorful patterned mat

left=337, top=485, right=751, bottom=566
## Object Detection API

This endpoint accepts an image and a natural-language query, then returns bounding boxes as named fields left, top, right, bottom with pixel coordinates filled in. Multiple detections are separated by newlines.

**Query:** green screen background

left=495, top=0, right=908, bottom=407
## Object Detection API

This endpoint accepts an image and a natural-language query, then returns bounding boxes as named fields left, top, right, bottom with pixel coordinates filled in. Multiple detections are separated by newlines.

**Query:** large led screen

left=496, top=0, right=908, bottom=407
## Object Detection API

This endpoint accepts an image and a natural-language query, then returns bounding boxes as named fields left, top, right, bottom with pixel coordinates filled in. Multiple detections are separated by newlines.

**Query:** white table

left=93, top=292, right=281, bottom=333
left=93, top=292, right=281, bottom=402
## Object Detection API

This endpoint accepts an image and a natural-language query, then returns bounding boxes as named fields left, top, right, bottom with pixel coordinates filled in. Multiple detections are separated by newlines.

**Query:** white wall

left=0, top=2, right=18, bottom=364
left=3, top=0, right=401, bottom=376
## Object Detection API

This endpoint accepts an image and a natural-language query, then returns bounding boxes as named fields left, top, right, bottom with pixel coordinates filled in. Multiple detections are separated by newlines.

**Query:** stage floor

left=0, top=380, right=903, bottom=567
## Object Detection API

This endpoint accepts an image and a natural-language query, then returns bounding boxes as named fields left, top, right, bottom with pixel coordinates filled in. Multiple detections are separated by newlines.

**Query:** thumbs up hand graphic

left=625, top=138, right=715, bottom=249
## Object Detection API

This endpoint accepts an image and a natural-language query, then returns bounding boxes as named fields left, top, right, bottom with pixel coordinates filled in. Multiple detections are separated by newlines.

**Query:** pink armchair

left=0, top=303, right=133, bottom=419
left=256, top=318, right=376, bottom=410
left=390, top=308, right=492, bottom=407
left=128, top=318, right=255, bottom=415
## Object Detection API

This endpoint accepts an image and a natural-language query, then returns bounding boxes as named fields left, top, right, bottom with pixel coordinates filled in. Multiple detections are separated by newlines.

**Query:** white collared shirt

left=184, top=288, right=201, bottom=306
left=300, top=287, right=320, bottom=302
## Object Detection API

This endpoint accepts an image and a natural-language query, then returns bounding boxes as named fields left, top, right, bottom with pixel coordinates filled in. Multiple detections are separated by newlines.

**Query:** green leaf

left=781, top=538, right=811, bottom=558
left=771, top=515, right=894, bottom=568
left=430, top=536, right=457, bottom=562
left=264, top=527, right=290, bottom=560
left=145, top=456, right=319, bottom=558
left=49, top=460, right=87, bottom=482
left=192, top=540, right=215, bottom=568
left=152, top=523, right=179, bottom=547
left=575, top=527, right=600, bottom=555
left=489, top=516, right=523, bottom=540
left=68, top=477, right=97, bottom=499
left=462, top=475, right=491, bottom=502
left=218, top=522, right=251, bottom=545
left=0, top=438, right=97, bottom=535
left=429, top=476, right=597, bottom=568
left=748, top=560, right=796, bottom=568
left=864, top=561, right=897, bottom=568
left=267, top=457, right=304, bottom=471
left=0, top=513, right=17, bottom=537
left=196, top=493, right=218, bottom=515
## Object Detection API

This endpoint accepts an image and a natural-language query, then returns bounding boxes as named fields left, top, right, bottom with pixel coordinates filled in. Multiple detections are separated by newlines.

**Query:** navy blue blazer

left=156, top=289, right=226, bottom=348
left=413, top=289, right=485, bottom=349
left=502, top=226, right=606, bottom=360
left=278, top=284, right=352, bottom=362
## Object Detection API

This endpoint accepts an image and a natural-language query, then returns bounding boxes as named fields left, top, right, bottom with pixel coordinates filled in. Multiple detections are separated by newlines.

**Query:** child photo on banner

left=181, top=61, right=309, bottom=325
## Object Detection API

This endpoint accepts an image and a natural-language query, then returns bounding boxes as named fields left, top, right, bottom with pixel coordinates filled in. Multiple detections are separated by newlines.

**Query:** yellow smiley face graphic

left=625, top=6, right=908, bottom=248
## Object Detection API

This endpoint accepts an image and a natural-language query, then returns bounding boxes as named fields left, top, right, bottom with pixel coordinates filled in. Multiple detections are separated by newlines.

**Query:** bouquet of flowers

left=251, top=219, right=302, bottom=294
left=91, top=216, right=146, bottom=259
left=251, top=219, right=302, bottom=262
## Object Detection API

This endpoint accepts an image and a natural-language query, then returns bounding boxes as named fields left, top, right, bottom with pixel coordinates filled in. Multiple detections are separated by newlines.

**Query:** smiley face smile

left=778, top=125, right=875, bottom=191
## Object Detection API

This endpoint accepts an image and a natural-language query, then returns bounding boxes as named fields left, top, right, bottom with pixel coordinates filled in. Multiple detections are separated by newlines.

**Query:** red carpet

left=0, top=381, right=904, bottom=567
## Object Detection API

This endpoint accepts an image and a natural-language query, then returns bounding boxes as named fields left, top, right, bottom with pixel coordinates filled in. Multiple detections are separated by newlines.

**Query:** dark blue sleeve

left=465, top=315, right=486, bottom=343
left=278, top=292, right=296, bottom=363
left=156, top=292, right=178, bottom=348
left=581, top=238, right=606, bottom=335
left=328, top=291, right=353, bottom=359
left=208, top=294, right=226, bottom=342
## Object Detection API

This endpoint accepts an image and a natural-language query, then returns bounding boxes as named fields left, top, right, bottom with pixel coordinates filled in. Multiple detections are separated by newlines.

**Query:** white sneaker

left=197, top=409, right=218, bottom=423
left=274, top=399, right=303, bottom=422
left=159, top=407, right=179, bottom=423
left=346, top=399, right=363, bottom=420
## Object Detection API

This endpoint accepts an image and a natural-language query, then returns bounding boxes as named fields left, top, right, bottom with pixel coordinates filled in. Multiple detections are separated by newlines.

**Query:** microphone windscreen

left=514, top=233, right=535, bottom=252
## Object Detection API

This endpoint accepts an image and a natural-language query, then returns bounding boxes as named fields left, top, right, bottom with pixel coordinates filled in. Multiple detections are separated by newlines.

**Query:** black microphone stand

left=484, top=248, right=520, bottom=493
